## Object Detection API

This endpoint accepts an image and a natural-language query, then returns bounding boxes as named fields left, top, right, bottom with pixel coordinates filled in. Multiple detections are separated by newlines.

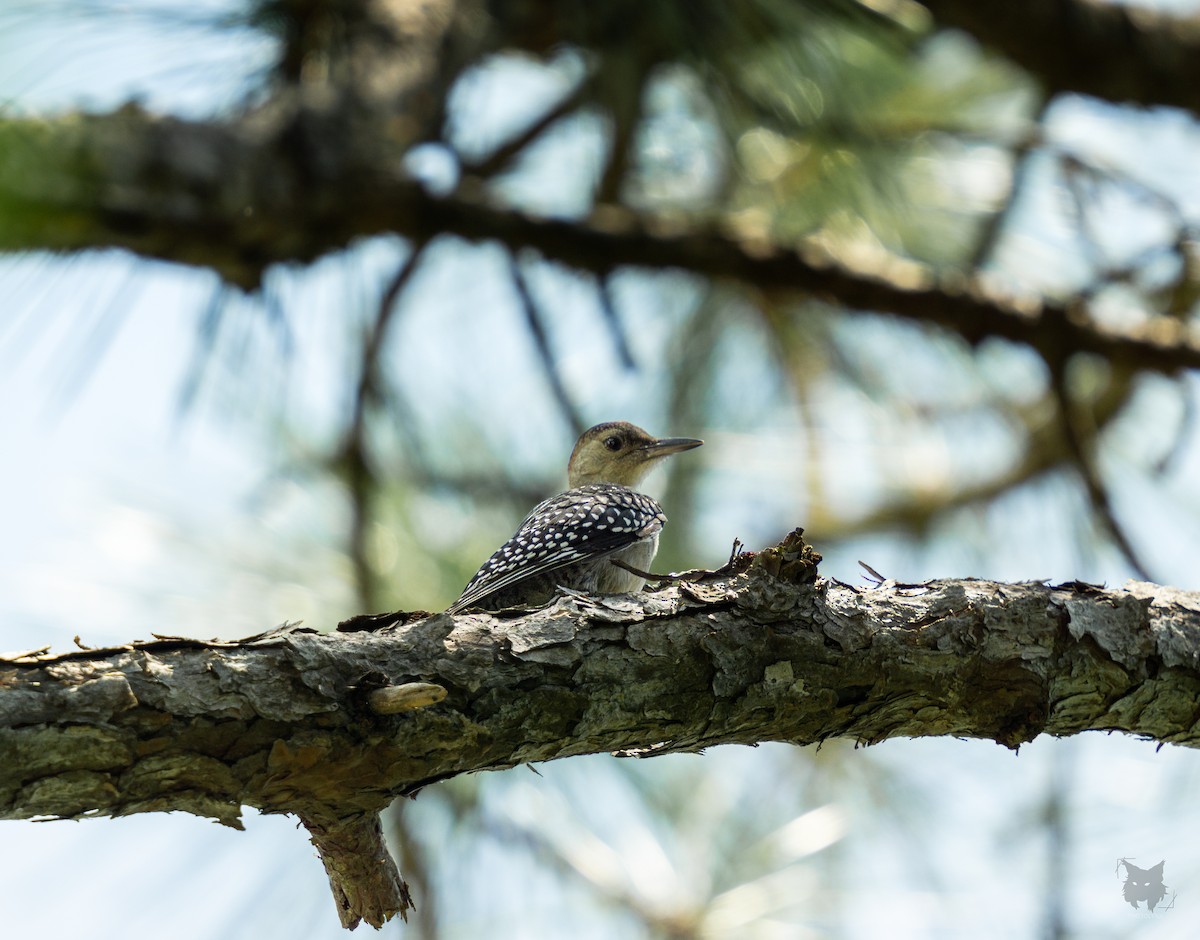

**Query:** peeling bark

left=2, top=532, right=1200, bottom=927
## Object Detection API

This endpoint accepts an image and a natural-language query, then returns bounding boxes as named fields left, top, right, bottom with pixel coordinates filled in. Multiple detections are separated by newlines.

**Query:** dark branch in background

left=413, top=190, right=1200, bottom=376
left=1061, top=155, right=1112, bottom=274
left=919, top=0, right=1200, bottom=117
left=1155, top=381, right=1198, bottom=477
left=508, top=253, right=588, bottom=437
left=1056, top=147, right=1199, bottom=320
left=596, top=273, right=637, bottom=371
left=1049, top=355, right=1154, bottom=581
left=593, top=52, right=651, bottom=205
left=4, top=110, right=1200, bottom=379
left=459, top=80, right=590, bottom=179
left=968, top=100, right=1051, bottom=270
left=379, top=241, right=429, bottom=321
left=338, top=239, right=428, bottom=612
left=813, top=373, right=1137, bottom=542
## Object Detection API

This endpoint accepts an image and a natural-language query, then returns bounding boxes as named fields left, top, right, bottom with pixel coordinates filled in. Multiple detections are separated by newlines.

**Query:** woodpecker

left=448, top=421, right=702, bottom=614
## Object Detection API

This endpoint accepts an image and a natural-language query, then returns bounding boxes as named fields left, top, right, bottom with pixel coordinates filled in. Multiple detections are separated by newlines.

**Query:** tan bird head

left=566, top=421, right=702, bottom=488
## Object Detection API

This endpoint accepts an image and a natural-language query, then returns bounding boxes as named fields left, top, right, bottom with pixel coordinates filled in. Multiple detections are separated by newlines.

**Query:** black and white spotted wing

left=448, top=483, right=666, bottom=613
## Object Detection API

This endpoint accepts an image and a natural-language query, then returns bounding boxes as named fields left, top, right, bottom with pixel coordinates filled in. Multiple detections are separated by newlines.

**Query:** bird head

left=567, top=421, right=702, bottom=488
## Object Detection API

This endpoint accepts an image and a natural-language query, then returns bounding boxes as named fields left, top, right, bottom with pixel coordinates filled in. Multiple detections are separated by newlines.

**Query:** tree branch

left=301, top=810, right=413, bottom=929
left=3, top=531, right=1200, bottom=927
left=919, top=0, right=1200, bottom=116
left=4, top=106, right=1200, bottom=379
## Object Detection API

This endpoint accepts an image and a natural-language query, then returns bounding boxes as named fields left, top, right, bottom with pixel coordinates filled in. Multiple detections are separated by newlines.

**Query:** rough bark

left=3, top=532, right=1200, bottom=927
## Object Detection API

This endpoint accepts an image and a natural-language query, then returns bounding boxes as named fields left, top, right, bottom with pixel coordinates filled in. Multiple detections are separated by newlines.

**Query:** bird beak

left=645, top=436, right=703, bottom=457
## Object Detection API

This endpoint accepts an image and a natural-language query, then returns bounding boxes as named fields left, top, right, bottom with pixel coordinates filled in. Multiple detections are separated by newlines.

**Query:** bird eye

left=604, top=435, right=622, bottom=451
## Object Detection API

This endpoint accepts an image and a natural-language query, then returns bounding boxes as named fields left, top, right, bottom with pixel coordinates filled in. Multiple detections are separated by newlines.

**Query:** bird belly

left=597, top=532, right=660, bottom=593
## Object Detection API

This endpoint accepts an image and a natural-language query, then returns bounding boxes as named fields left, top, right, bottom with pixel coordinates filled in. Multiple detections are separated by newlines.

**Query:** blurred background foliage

left=3, top=0, right=1200, bottom=937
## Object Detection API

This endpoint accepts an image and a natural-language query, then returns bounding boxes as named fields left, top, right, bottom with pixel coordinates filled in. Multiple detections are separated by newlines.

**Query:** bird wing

left=447, top=485, right=665, bottom=614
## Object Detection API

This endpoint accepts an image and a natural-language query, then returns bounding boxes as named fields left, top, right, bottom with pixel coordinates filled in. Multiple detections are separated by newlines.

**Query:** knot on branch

left=368, top=681, right=447, bottom=714
left=751, top=528, right=821, bottom=584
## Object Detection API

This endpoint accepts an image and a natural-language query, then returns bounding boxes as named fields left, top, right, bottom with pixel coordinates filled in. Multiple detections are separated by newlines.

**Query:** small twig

left=858, top=560, right=887, bottom=586
left=609, top=558, right=670, bottom=582
left=609, top=557, right=724, bottom=584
